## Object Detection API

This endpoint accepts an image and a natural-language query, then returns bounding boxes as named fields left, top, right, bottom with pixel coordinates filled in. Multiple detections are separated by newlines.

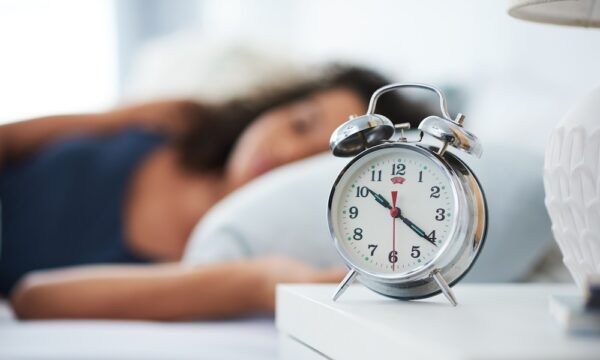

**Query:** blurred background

left=1, top=0, right=599, bottom=154
left=1, top=0, right=599, bottom=281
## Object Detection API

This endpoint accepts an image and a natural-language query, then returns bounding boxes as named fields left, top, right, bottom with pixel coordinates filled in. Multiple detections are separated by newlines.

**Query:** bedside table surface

left=276, top=283, right=598, bottom=360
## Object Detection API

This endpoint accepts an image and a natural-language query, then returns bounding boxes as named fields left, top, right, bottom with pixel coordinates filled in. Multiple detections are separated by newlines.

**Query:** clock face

left=329, top=145, right=459, bottom=278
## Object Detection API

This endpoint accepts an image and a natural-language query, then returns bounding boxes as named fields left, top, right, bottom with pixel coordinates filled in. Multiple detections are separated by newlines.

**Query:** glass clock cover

left=330, top=146, right=458, bottom=279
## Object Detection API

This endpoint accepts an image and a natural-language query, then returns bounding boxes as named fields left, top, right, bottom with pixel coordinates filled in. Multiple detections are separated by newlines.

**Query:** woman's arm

left=10, top=256, right=345, bottom=320
left=0, top=99, right=202, bottom=166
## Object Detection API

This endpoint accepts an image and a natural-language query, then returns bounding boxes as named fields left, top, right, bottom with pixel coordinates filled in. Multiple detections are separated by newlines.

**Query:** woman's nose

left=272, top=136, right=309, bottom=165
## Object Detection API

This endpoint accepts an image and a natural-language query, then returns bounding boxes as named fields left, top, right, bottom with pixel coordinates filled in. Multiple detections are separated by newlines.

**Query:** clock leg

left=332, top=269, right=358, bottom=301
left=431, top=269, right=458, bottom=306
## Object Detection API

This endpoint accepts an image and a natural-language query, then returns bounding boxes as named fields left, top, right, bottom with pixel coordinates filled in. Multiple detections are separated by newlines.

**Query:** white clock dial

left=330, top=146, right=459, bottom=277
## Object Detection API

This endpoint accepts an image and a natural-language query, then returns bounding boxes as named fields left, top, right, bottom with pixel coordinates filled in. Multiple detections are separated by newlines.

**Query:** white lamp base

left=544, top=87, right=600, bottom=289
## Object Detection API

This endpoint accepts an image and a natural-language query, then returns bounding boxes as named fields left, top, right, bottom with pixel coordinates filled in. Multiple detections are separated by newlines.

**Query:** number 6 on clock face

left=329, top=144, right=460, bottom=278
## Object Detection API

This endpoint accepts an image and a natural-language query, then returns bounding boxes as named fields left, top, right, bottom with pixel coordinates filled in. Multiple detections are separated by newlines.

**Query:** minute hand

left=398, top=214, right=437, bottom=247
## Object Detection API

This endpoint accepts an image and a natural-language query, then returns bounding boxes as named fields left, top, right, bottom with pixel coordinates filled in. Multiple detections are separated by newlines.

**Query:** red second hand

left=391, top=191, right=398, bottom=272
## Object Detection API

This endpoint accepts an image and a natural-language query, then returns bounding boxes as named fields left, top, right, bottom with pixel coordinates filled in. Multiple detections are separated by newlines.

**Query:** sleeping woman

left=0, top=65, right=427, bottom=320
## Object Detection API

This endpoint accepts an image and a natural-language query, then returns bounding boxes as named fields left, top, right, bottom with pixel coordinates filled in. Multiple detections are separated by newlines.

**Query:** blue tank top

left=0, top=128, right=165, bottom=295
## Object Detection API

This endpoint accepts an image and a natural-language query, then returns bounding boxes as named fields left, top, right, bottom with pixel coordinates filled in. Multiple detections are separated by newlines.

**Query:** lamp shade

left=508, top=0, right=600, bottom=27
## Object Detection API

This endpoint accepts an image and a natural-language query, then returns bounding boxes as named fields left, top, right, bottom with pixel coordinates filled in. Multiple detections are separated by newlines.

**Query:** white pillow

left=124, top=33, right=305, bottom=104
left=461, top=143, right=553, bottom=282
left=183, top=144, right=553, bottom=282
left=182, top=153, right=349, bottom=268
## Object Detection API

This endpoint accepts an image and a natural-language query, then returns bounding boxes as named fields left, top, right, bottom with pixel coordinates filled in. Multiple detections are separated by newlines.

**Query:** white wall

left=198, top=0, right=600, bottom=154
left=0, top=0, right=118, bottom=122
left=4, top=0, right=598, bottom=155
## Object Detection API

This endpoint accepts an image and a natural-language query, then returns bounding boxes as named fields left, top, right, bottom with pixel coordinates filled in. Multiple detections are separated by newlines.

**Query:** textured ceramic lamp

left=509, top=0, right=600, bottom=289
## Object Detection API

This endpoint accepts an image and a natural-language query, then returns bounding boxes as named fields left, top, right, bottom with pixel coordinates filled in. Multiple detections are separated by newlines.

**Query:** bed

left=0, top=299, right=277, bottom=360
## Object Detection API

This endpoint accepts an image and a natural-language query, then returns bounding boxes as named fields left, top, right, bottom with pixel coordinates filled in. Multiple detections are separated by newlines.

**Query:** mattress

left=0, top=300, right=277, bottom=359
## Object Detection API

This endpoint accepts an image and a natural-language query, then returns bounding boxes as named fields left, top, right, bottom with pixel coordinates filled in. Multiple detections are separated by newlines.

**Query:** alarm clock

left=328, top=83, right=487, bottom=306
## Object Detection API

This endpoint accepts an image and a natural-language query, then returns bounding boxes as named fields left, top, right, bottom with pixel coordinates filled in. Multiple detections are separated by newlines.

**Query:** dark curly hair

left=176, top=64, right=431, bottom=172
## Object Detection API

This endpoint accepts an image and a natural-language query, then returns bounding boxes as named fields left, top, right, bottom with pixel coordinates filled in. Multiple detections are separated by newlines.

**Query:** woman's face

left=226, top=87, right=366, bottom=188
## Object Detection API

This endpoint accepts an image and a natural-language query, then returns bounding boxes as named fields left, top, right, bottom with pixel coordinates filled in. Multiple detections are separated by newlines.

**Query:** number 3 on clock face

left=328, top=145, right=460, bottom=278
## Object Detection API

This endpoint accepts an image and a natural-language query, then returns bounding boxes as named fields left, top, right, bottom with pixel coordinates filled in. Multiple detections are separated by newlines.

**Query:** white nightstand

left=276, top=283, right=599, bottom=360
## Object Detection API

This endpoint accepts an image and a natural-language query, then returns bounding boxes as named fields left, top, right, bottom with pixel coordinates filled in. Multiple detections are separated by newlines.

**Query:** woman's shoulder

left=1, top=126, right=167, bottom=184
left=45, top=126, right=166, bottom=155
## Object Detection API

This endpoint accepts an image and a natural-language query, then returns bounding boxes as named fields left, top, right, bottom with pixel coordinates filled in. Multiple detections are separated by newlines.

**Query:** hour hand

left=364, top=187, right=392, bottom=209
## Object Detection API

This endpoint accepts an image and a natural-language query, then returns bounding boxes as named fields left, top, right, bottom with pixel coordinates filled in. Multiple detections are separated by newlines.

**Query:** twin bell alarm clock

left=327, top=83, right=487, bottom=306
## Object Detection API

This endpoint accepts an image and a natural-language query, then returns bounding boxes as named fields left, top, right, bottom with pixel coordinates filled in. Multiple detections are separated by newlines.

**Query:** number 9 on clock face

left=328, top=144, right=460, bottom=278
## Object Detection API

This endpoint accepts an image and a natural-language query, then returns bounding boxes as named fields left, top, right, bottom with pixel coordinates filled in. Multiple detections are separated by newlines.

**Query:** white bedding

left=0, top=300, right=276, bottom=360
left=184, top=143, right=554, bottom=282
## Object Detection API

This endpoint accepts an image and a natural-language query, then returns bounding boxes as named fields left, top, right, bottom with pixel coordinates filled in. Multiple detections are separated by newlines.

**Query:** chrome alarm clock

left=328, top=83, right=487, bottom=306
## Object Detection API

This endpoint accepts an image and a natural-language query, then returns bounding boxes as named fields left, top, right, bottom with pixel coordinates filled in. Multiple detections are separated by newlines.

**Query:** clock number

left=370, top=170, right=382, bottom=182
left=427, top=230, right=437, bottom=244
left=353, top=228, right=363, bottom=240
left=418, top=170, right=423, bottom=183
left=349, top=206, right=359, bottom=219
left=435, top=208, right=445, bottom=221
left=391, top=163, right=406, bottom=176
left=430, top=186, right=440, bottom=198
left=367, top=244, right=378, bottom=256
left=411, top=246, right=421, bottom=258
left=355, top=186, right=369, bottom=197
left=388, top=250, right=398, bottom=264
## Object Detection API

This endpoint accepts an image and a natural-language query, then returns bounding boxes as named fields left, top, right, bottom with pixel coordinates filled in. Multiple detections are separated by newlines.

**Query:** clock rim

left=327, top=142, right=484, bottom=286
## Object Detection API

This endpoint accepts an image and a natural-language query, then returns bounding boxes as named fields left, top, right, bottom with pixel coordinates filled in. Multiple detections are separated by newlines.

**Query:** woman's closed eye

left=289, top=101, right=320, bottom=135
left=290, top=115, right=313, bottom=134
